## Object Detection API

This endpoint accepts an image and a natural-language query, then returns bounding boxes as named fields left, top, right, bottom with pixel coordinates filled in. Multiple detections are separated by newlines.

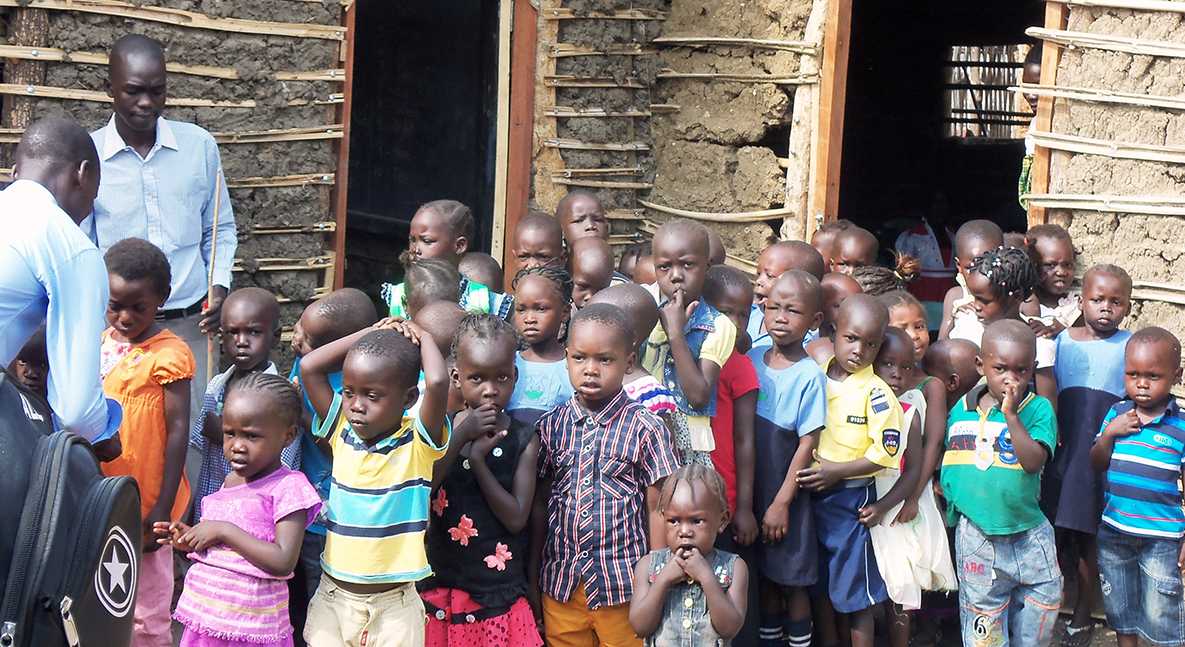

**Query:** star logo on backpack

left=94, top=526, right=137, bottom=618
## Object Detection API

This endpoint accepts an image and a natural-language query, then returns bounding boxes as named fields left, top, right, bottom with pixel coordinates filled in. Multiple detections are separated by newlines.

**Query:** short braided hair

left=512, top=263, right=573, bottom=305
left=657, top=463, right=729, bottom=516
left=851, top=253, right=919, bottom=297
left=418, top=199, right=475, bottom=242
left=227, top=372, right=302, bottom=428
left=451, top=313, right=520, bottom=360
left=969, top=246, right=1039, bottom=301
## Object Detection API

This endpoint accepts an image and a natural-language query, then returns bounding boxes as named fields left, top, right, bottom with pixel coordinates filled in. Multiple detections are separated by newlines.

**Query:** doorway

left=344, top=1, right=501, bottom=301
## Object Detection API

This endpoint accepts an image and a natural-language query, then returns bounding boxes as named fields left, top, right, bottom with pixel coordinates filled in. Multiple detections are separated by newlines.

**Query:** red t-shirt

left=709, top=351, right=760, bottom=513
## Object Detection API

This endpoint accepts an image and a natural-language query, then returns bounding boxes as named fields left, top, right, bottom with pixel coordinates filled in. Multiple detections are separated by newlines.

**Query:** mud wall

left=531, top=0, right=824, bottom=268
left=0, top=1, right=347, bottom=364
left=1043, top=4, right=1185, bottom=354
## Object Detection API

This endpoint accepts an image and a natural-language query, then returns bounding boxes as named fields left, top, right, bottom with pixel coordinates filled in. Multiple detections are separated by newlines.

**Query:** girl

left=1023, top=224, right=1080, bottom=339
left=850, top=253, right=919, bottom=297
left=381, top=200, right=513, bottom=319
left=158, top=372, right=322, bottom=647
left=100, top=238, right=195, bottom=647
left=508, top=265, right=574, bottom=427
left=954, top=245, right=1057, bottom=403
left=423, top=315, right=542, bottom=647
left=630, top=465, right=749, bottom=646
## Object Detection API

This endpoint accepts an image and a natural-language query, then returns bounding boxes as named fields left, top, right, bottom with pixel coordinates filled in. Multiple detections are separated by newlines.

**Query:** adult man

left=89, top=34, right=236, bottom=415
left=0, top=117, right=121, bottom=444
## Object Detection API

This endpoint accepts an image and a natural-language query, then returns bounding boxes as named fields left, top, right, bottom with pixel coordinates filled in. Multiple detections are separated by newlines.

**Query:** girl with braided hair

left=508, top=264, right=575, bottom=426
left=851, top=253, right=921, bottom=297
left=952, top=245, right=1058, bottom=403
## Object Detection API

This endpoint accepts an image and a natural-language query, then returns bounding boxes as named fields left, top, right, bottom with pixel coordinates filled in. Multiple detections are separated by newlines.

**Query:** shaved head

left=222, top=287, right=279, bottom=329
left=764, top=240, right=826, bottom=280
left=1130, top=326, right=1182, bottom=362
left=14, top=116, right=101, bottom=223
left=654, top=219, right=710, bottom=258
left=981, top=319, right=1036, bottom=361
left=413, top=301, right=468, bottom=357
left=837, top=293, right=889, bottom=331
left=517, top=211, right=563, bottom=240
left=109, top=34, right=165, bottom=67
left=955, top=219, right=1004, bottom=258
left=590, top=282, right=660, bottom=349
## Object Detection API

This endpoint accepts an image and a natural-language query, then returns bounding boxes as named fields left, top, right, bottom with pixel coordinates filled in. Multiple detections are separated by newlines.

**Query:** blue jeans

left=955, top=517, right=1062, bottom=647
left=1097, top=524, right=1185, bottom=647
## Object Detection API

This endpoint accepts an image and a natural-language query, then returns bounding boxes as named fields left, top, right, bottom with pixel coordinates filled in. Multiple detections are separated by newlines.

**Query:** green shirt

left=940, top=383, right=1056, bottom=535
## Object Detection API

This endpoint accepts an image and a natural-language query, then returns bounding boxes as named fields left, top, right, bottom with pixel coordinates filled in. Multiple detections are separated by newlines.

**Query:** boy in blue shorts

left=1091, top=326, right=1185, bottom=647
left=796, top=294, right=903, bottom=647
left=941, top=319, right=1061, bottom=647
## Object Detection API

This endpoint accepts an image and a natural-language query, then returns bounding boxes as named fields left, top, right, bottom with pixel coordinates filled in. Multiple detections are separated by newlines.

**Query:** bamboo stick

left=639, top=199, right=793, bottom=223
left=205, top=171, right=223, bottom=378
left=542, top=138, right=650, bottom=151
left=542, top=8, right=665, bottom=20
left=656, top=70, right=819, bottom=85
left=228, top=173, right=335, bottom=189
left=232, top=255, right=335, bottom=272
left=0, top=83, right=341, bottom=107
left=0, top=0, right=346, bottom=40
left=1027, top=26, right=1185, bottom=59
left=651, top=36, right=817, bottom=55
left=1014, top=82, right=1185, bottom=112
left=0, top=124, right=344, bottom=145
left=250, top=221, right=337, bottom=235
left=544, top=106, right=652, bottom=118
left=554, top=166, right=644, bottom=177
left=549, top=44, right=653, bottom=58
left=1052, top=0, right=1185, bottom=14
left=1024, top=193, right=1185, bottom=216
left=543, top=75, right=646, bottom=89
left=1028, top=130, right=1185, bottom=164
left=0, top=45, right=346, bottom=81
left=551, top=178, right=654, bottom=189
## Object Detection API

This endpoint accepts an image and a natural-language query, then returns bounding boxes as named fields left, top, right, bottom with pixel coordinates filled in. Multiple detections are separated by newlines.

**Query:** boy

left=556, top=190, right=609, bottom=242
left=940, top=319, right=1061, bottom=647
left=796, top=294, right=902, bottom=647
left=830, top=226, right=879, bottom=275
left=301, top=317, right=450, bottom=647
left=459, top=251, right=504, bottom=293
left=537, top=303, right=679, bottom=646
left=1091, top=327, right=1185, bottom=647
left=644, top=219, right=737, bottom=464
left=189, top=287, right=295, bottom=519
left=750, top=240, right=827, bottom=348
left=570, top=237, right=620, bottom=308
left=805, top=272, right=863, bottom=364
left=7, top=324, right=48, bottom=399
left=811, top=219, right=854, bottom=269
left=511, top=211, right=566, bottom=273
left=938, top=219, right=1005, bottom=340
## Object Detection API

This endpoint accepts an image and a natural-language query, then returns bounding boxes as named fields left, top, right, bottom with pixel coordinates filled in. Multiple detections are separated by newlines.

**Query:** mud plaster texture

left=1, top=1, right=343, bottom=357
left=1048, top=7, right=1185, bottom=351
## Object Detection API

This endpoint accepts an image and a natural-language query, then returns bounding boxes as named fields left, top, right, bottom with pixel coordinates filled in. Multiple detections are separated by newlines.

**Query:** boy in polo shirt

left=299, top=318, right=450, bottom=647
left=1091, top=327, right=1185, bottom=647
left=940, top=319, right=1060, bottom=647
left=796, top=294, right=903, bottom=647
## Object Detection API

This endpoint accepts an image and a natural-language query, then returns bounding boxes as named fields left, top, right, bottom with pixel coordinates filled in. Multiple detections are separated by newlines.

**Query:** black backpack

left=0, top=371, right=140, bottom=647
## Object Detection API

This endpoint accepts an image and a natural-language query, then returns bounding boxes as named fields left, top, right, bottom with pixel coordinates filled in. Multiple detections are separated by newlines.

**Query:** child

left=413, top=301, right=470, bottom=421
left=422, top=315, right=543, bottom=647
left=922, top=339, right=980, bottom=407
left=510, top=211, right=566, bottom=273
left=382, top=200, right=512, bottom=319
left=851, top=254, right=919, bottom=297
left=190, top=287, right=300, bottom=521
left=707, top=229, right=727, bottom=266
left=7, top=324, right=47, bottom=399
left=460, top=251, right=505, bottom=293
left=509, top=265, right=575, bottom=426
left=796, top=294, right=903, bottom=647
left=938, top=219, right=1004, bottom=340
left=1043, top=265, right=1132, bottom=644
left=404, top=258, right=462, bottom=319
left=536, top=303, right=680, bottom=647
left=589, top=284, right=678, bottom=419
left=569, top=237, right=617, bottom=308
left=829, top=226, right=878, bottom=275
left=940, top=319, right=1061, bottom=647
left=750, top=240, right=827, bottom=349
left=957, top=245, right=1058, bottom=404
left=100, top=237, right=194, bottom=647
left=556, top=190, right=609, bottom=242
left=629, top=465, right=750, bottom=645
left=748, top=271, right=827, bottom=647
left=618, top=242, right=650, bottom=282
left=1022, top=224, right=1080, bottom=339
left=300, top=316, right=450, bottom=647
left=810, top=219, right=853, bottom=270
left=894, top=216, right=956, bottom=328
left=644, top=219, right=737, bottom=466
left=805, top=272, right=862, bottom=364
left=160, top=373, right=321, bottom=647
left=1091, top=326, right=1185, bottom=647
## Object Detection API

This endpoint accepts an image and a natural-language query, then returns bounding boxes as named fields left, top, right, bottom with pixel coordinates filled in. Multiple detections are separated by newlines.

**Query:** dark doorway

left=344, top=1, right=501, bottom=301
left=838, top=0, right=1045, bottom=247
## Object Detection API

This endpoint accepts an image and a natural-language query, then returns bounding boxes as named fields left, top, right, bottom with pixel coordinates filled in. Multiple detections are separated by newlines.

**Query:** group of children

left=13, top=189, right=1182, bottom=647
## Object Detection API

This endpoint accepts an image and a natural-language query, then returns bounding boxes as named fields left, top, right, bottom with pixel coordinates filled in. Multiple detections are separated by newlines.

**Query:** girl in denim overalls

left=629, top=464, right=750, bottom=646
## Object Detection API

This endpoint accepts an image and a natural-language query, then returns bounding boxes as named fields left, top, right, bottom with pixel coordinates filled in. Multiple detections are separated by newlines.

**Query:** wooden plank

left=1025, top=193, right=1185, bottom=216
left=0, top=45, right=346, bottom=81
left=656, top=70, right=819, bottom=84
left=330, top=0, right=356, bottom=289
left=544, top=106, right=652, bottom=118
left=1053, top=0, right=1185, bottom=14
left=553, top=166, right=644, bottom=177
left=1017, top=82, right=1185, bottom=111
left=542, top=138, right=650, bottom=151
left=543, top=75, right=646, bottom=88
left=1030, top=130, right=1185, bottom=164
left=1028, top=2, right=1069, bottom=228
left=639, top=199, right=793, bottom=223
left=1, top=8, right=48, bottom=131
left=541, top=8, right=665, bottom=20
left=251, top=221, right=337, bottom=235
left=551, top=178, right=654, bottom=189
left=532, top=0, right=567, bottom=214
left=0, top=0, right=346, bottom=40
left=652, top=36, right=817, bottom=55
left=0, top=83, right=341, bottom=108
left=1027, top=26, right=1185, bottom=59
left=811, top=0, right=853, bottom=223
left=0, top=124, right=344, bottom=145
left=490, top=0, right=513, bottom=265
left=228, top=173, right=335, bottom=189
left=549, top=43, right=653, bottom=58
left=503, top=0, right=538, bottom=288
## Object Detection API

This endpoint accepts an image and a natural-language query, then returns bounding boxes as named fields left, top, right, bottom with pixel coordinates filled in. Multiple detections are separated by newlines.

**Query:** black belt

left=155, top=298, right=205, bottom=321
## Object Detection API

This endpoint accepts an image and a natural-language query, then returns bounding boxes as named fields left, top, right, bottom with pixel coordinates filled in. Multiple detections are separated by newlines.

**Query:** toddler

left=556, top=190, right=609, bottom=242
left=100, top=238, right=195, bottom=647
left=160, top=373, right=321, bottom=647
left=1022, top=224, right=1080, bottom=338
left=629, top=465, right=750, bottom=646
left=941, top=320, right=1061, bottom=646
left=750, top=240, right=826, bottom=349
left=938, top=219, right=1004, bottom=340
left=509, top=265, right=575, bottom=426
left=510, top=211, right=566, bottom=273
left=1091, top=326, right=1185, bottom=647
left=7, top=324, right=47, bottom=399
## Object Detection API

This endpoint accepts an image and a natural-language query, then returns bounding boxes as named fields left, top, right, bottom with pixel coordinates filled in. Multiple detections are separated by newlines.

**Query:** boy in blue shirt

left=1091, top=326, right=1185, bottom=647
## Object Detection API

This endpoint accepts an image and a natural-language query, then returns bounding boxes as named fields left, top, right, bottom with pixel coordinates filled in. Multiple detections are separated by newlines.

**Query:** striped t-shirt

left=1096, top=399, right=1185, bottom=539
left=313, top=393, right=450, bottom=584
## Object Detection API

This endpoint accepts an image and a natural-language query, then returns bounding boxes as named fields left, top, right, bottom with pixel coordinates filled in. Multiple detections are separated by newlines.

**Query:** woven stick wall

left=0, top=1, right=348, bottom=360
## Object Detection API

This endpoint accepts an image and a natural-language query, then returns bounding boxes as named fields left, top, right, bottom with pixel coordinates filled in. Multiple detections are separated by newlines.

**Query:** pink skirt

left=422, top=587, right=542, bottom=647
left=180, top=630, right=293, bottom=647
left=174, top=562, right=294, bottom=644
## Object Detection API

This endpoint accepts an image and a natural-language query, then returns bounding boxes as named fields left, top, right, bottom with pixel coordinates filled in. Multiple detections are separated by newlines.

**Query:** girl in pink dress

left=155, top=372, right=321, bottom=647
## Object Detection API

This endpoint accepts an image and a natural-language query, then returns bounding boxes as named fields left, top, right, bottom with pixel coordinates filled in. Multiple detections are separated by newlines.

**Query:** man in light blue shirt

left=88, top=35, right=237, bottom=417
left=0, top=117, right=121, bottom=446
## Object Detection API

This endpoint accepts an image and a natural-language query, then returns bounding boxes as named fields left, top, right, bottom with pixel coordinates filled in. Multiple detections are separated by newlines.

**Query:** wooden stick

left=656, top=70, right=820, bottom=84
left=544, top=106, right=652, bottom=118
left=1027, top=26, right=1185, bottom=59
left=639, top=199, right=794, bottom=223
left=0, top=83, right=341, bottom=107
left=0, top=0, right=346, bottom=40
left=542, top=138, right=649, bottom=151
left=542, top=8, right=665, bottom=20
left=0, top=124, right=344, bottom=145
left=206, top=171, right=223, bottom=379
left=550, top=178, right=654, bottom=189
left=606, top=208, right=645, bottom=220
left=554, top=166, right=644, bottom=177
left=0, top=45, right=347, bottom=81
left=228, top=173, right=335, bottom=189
left=1028, top=130, right=1185, bottom=164
left=1015, top=82, right=1185, bottom=111
left=1051, top=0, right=1185, bottom=13
left=543, top=75, right=646, bottom=88
left=250, top=221, right=337, bottom=235
left=652, top=36, right=817, bottom=54
left=1024, top=193, right=1185, bottom=216
left=549, top=43, right=653, bottom=58
left=232, top=255, right=335, bottom=272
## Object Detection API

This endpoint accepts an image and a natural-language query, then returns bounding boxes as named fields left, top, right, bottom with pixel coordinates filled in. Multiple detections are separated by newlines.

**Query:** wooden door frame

left=331, top=2, right=356, bottom=289
left=810, top=0, right=853, bottom=230
left=1026, top=2, right=1068, bottom=228
left=501, top=0, right=538, bottom=287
